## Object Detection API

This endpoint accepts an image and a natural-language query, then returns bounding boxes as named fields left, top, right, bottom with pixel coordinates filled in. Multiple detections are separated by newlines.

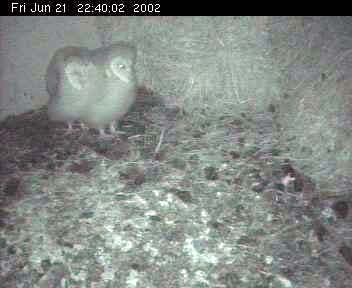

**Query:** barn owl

left=84, top=42, right=137, bottom=136
left=46, top=43, right=137, bottom=136
left=46, top=46, right=94, bottom=131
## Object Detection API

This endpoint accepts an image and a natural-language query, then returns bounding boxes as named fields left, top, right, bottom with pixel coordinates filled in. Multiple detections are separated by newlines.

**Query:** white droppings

left=143, top=242, right=159, bottom=257
left=183, top=238, right=219, bottom=265
left=145, top=210, right=158, bottom=217
left=126, top=270, right=139, bottom=288
left=152, top=189, right=162, bottom=197
left=265, top=255, right=273, bottom=265
left=201, top=210, right=210, bottom=224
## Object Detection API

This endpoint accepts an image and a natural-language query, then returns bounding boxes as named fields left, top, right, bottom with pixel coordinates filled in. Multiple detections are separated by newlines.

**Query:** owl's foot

left=98, top=128, right=115, bottom=139
left=62, top=122, right=75, bottom=135
left=62, top=122, right=88, bottom=135
left=80, top=122, right=89, bottom=130
left=109, top=122, right=126, bottom=135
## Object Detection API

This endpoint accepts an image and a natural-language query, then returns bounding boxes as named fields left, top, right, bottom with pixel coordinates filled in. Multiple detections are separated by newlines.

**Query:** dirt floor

left=1, top=88, right=352, bottom=288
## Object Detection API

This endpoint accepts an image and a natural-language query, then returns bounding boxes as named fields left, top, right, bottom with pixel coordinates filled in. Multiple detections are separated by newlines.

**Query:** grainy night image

left=0, top=16, right=352, bottom=288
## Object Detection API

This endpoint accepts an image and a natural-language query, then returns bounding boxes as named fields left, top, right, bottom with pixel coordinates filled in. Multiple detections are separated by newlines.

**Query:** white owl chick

left=46, top=46, right=95, bottom=132
left=83, top=43, right=137, bottom=137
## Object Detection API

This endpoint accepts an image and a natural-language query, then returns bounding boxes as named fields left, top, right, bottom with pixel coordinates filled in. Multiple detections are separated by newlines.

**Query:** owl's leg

left=64, top=121, right=87, bottom=134
left=80, top=122, right=89, bottom=130
left=62, top=122, right=82, bottom=135
left=64, top=121, right=74, bottom=133
left=109, top=121, right=117, bottom=134
left=99, top=128, right=107, bottom=137
left=98, top=128, right=114, bottom=139
left=109, top=121, right=126, bottom=135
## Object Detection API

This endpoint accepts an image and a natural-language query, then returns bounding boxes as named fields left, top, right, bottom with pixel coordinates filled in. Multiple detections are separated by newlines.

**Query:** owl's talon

left=80, top=122, right=89, bottom=130
left=99, top=128, right=115, bottom=139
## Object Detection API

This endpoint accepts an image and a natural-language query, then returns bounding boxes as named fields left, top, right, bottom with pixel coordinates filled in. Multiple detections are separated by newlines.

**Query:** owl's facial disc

left=109, top=57, right=133, bottom=83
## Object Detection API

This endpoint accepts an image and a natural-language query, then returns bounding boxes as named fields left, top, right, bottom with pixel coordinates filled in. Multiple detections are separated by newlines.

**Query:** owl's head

left=109, top=55, right=135, bottom=83
left=63, top=56, right=95, bottom=91
left=94, top=42, right=137, bottom=84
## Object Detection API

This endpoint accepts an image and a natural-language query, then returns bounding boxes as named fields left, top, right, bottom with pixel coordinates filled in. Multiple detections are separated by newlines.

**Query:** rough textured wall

left=269, top=16, right=352, bottom=193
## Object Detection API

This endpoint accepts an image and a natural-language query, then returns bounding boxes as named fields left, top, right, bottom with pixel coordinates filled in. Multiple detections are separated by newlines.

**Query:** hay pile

left=94, top=16, right=352, bottom=194
left=269, top=16, right=352, bottom=194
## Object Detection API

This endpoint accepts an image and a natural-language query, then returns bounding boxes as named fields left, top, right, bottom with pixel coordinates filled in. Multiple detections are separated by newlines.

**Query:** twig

left=154, top=127, right=165, bottom=157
